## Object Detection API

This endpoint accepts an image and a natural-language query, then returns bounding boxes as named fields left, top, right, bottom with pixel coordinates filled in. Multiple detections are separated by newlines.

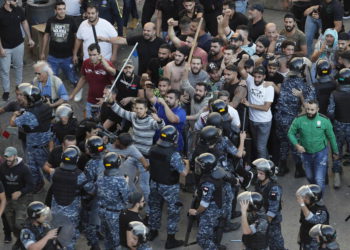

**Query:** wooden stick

left=188, top=17, right=203, bottom=63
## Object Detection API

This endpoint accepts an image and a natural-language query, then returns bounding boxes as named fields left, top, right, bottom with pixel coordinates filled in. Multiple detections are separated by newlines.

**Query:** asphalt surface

left=0, top=5, right=350, bottom=250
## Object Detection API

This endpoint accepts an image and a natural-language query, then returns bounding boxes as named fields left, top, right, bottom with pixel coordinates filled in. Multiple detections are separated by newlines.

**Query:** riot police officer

left=313, top=60, right=337, bottom=115
left=253, top=158, right=285, bottom=250
left=238, top=191, right=269, bottom=250
left=309, top=224, right=340, bottom=250
left=10, top=83, right=53, bottom=193
left=274, top=57, right=316, bottom=177
left=16, top=201, right=59, bottom=249
left=296, top=184, right=329, bottom=250
left=82, top=135, right=106, bottom=250
left=52, top=104, right=78, bottom=145
left=188, top=153, right=225, bottom=250
left=327, top=68, right=350, bottom=188
left=51, top=146, right=92, bottom=250
left=147, top=125, right=189, bottom=249
left=97, top=152, right=129, bottom=250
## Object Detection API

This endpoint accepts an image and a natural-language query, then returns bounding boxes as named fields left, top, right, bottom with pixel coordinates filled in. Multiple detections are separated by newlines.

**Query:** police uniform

left=82, top=156, right=105, bottom=247
left=274, top=76, right=316, bottom=167
left=14, top=103, right=53, bottom=191
left=313, top=77, right=336, bottom=115
left=242, top=210, right=269, bottom=250
left=197, top=176, right=223, bottom=250
left=299, top=203, right=329, bottom=250
left=51, top=166, right=91, bottom=250
left=19, top=220, right=58, bottom=250
left=148, top=146, right=186, bottom=235
left=97, top=169, right=129, bottom=250
left=255, top=180, right=285, bottom=250
left=327, top=84, right=350, bottom=175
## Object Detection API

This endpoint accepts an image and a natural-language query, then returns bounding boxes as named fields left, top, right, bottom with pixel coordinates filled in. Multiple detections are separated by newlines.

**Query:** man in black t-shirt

left=0, top=0, right=35, bottom=101
left=156, top=0, right=183, bottom=38
left=40, top=1, right=78, bottom=86
left=119, top=192, right=145, bottom=249
left=223, top=0, right=249, bottom=34
left=105, top=22, right=165, bottom=75
left=147, top=43, right=172, bottom=86
left=247, top=3, right=266, bottom=42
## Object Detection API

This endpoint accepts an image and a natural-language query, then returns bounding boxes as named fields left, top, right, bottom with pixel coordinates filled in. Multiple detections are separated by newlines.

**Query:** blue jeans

left=0, top=42, right=24, bottom=92
left=305, top=15, right=322, bottom=57
left=123, top=0, right=138, bottom=26
left=235, top=0, right=248, bottom=14
left=249, top=120, right=272, bottom=159
left=47, top=55, right=78, bottom=86
left=302, top=147, right=328, bottom=194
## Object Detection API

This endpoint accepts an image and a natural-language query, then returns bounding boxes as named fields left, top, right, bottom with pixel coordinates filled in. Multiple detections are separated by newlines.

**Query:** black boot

left=276, top=160, right=289, bottom=176
left=165, top=234, right=184, bottom=249
left=231, top=210, right=242, bottom=219
left=90, top=244, right=101, bottom=250
left=295, top=162, right=306, bottom=178
left=223, top=221, right=241, bottom=232
left=148, top=229, right=158, bottom=241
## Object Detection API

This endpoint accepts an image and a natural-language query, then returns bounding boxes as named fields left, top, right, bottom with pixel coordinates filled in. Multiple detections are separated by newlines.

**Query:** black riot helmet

left=337, top=68, right=350, bottom=85
left=288, top=57, right=306, bottom=76
left=237, top=191, right=264, bottom=211
left=27, top=201, right=51, bottom=220
left=103, top=152, right=122, bottom=169
left=61, top=145, right=81, bottom=165
left=211, top=99, right=228, bottom=115
left=199, top=126, right=221, bottom=146
left=206, top=112, right=224, bottom=129
left=18, top=83, right=42, bottom=104
left=128, top=221, right=149, bottom=245
left=252, top=158, right=276, bottom=178
left=86, top=136, right=105, bottom=155
left=157, top=125, right=178, bottom=147
left=309, top=224, right=337, bottom=244
left=316, top=60, right=331, bottom=77
left=195, top=153, right=217, bottom=175
left=296, top=184, right=322, bottom=204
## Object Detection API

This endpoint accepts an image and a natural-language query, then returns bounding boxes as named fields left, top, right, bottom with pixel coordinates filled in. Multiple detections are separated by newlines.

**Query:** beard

left=306, top=113, right=317, bottom=119
left=191, top=68, right=201, bottom=75
left=285, top=25, right=294, bottom=32
left=209, top=50, right=219, bottom=56
left=194, top=94, right=205, bottom=103
left=254, top=80, right=264, bottom=86
left=175, top=58, right=186, bottom=66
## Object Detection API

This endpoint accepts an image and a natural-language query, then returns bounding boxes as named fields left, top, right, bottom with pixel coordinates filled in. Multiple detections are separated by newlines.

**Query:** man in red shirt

left=70, top=43, right=116, bottom=118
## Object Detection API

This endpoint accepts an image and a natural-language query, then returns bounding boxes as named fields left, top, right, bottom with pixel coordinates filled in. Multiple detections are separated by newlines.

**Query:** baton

left=105, top=42, right=139, bottom=101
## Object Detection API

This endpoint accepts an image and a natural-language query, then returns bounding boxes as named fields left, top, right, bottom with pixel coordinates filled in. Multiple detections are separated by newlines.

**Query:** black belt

left=100, top=206, right=121, bottom=212
left=31, top=144, right=49, bottom=149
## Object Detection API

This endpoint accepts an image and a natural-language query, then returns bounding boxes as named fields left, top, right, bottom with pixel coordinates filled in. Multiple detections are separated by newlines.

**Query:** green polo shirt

left=288, top=113, right=339, bottom=154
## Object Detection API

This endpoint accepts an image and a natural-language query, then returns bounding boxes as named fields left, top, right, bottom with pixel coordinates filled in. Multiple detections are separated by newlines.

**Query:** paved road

left=0, top=6, right=350, bottom=250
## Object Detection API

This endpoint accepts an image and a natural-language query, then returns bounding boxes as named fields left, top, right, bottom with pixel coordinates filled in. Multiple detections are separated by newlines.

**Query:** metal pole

left=106, top=42, right=139, bottom=101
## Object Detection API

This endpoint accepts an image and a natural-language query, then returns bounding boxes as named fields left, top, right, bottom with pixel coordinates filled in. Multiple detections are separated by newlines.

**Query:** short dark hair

left=88, top=43, right=101, bottom=54
left=177, top=46, right=190, bottom=57
left=117, top=133, right=133, bottom=146
left=284, top=13, right=296, bottom=21
left=63, top=135, right=76, bottom=142
left=167, top=89, right=181, bottom=100
left=281, top=40, right=295, bottom=49
left=86, top=3, right=99, bottom=11
left=225, top=64, right=238, bottom=72
left=224, top=45, right=236, bottom=53
left=211, top=37, right=224, bottom=47
left=159, top=43, right=171, bottom=51
left=223, top=0, right=235, bottom=10
left=191, top=56, right=202, bottom=64
left=135, top=98, right=148, bottom=108
left=218, top=90, right=230, bottom=98
left=55, top=1, right=66, bottom=9
left=195, top=82, right=208, bottom=90
left=236, top=25, right=249, bottom=32
left=128, top=191, right=144, bottom=207
left=158, top=77, right=171, bottom=85
left=307, top=99, right=319, bottom=106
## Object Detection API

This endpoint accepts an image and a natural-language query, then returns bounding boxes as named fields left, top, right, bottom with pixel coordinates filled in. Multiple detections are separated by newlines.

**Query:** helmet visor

left=309, top=224, right=322, bottom=238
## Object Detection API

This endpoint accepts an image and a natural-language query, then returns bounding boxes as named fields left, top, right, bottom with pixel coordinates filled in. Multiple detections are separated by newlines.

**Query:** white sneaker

left=74, top=89, right=83, bottom=102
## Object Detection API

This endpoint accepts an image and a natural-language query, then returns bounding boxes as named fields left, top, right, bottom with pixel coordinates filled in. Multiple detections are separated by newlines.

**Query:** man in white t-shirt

left=73, top=4, right=118, bottom=63
left=242, top=66, right=274, bottom=159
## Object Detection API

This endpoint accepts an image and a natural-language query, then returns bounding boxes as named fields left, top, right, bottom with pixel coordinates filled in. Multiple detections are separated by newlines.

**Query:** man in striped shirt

left=110, top=97, right=165, bottom=214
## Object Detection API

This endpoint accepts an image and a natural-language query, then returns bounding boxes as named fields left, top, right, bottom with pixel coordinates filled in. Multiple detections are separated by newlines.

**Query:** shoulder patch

left=202, top=186, right=209, bottom=196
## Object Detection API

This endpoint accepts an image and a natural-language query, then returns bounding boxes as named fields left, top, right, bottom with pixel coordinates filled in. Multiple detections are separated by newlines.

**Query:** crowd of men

left=0, top=0, right=349, bottom=249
